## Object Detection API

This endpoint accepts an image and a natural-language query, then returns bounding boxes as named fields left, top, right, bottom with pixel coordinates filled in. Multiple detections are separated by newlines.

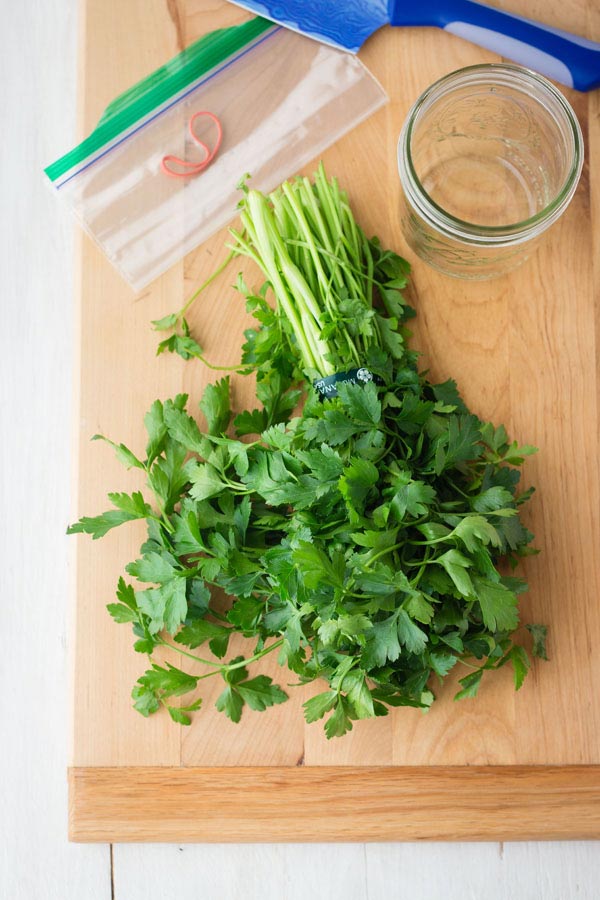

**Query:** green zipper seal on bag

left=45, top=16, right=274, bottom=184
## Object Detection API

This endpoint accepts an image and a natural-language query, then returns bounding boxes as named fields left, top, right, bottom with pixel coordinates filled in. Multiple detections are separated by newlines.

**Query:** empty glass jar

left=397, top=64, right=584, bottom=280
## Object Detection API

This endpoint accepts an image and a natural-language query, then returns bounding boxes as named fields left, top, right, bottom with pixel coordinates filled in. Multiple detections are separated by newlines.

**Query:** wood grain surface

left=69, top=0, right=600, bottom=840
left=70, top=766, right=600, bottom=842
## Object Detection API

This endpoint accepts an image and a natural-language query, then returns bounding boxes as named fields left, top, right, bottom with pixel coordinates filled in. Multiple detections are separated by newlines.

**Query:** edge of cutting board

left=69, top=765, right=600, bottom=842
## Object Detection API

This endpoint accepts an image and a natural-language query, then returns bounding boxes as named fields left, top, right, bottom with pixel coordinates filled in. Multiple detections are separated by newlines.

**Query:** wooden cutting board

left=69, top=0, right=600, bottom=841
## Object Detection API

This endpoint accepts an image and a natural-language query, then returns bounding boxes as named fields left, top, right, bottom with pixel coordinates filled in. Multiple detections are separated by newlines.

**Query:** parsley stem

left=147, top=513, right=173, bottom=533
left=456, top=658, right=481, bottom=671
left=410, top=564, right=428, bottom=588
left=364, top=542, right=405, bottom=569
left=156, top=636, right=284, bottom=676
left=208, top=608, right=230, bottom=623
left=193, top=638, right=285, bottom=682
left=229, top=638, right=284, bottom=669
left=285, top=237, right=400, bottom=298
left=176, top=250, right=235, bottom=320
left=156, top=637, right=222, bottom=667
left=410, top=535, right=452, bottom=546
left=223, top=477, right=250, bottom=492
left=197, top=357, right=257, bottom=373
left=160, top=512, right=175, bottom=534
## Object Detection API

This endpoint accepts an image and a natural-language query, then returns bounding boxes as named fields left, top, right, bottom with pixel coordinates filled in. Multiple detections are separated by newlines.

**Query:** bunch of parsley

left=69, top=166, right=545, bottom=737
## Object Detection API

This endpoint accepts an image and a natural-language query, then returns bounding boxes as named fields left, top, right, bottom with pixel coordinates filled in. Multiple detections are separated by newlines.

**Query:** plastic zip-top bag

left=45, top=17, right=387, bottom=292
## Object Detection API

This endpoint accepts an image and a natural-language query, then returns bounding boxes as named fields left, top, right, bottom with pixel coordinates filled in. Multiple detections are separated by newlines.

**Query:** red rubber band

left=160, top=155, right=208, bottom=177
left=161, top=110, right=222, bottom=179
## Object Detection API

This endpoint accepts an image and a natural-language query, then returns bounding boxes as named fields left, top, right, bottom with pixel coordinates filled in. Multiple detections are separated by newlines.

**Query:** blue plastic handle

left=390, top=0, right=600, bottom=91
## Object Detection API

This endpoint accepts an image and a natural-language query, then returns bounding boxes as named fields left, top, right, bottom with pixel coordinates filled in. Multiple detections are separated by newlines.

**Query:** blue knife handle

left=389, top=0, right=600, bottom=91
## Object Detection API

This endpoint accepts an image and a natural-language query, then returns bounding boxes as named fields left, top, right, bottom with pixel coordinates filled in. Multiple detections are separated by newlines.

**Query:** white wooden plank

left=114, top=841, right=600, bottom=899
left=113, top=844, right=368, bottom=900
left=365, top=842, right=600, bottom=899
left=0, top=1, right=110, bottom=897
left=501, top=842, right=600, bottom=897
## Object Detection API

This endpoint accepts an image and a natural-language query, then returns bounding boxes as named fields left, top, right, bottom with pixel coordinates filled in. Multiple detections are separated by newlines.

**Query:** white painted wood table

left=2, top=0, right=598, bottom=896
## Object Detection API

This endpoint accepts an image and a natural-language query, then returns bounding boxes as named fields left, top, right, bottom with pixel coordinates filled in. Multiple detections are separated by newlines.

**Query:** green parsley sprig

left=69, top=165, right=546, bottom=737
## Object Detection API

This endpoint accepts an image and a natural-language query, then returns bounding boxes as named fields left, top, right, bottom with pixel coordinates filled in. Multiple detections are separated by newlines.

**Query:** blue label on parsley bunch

left=313, top=367, right=376, bottom=399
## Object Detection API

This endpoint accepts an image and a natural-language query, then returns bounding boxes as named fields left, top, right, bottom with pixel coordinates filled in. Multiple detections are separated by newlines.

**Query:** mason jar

left=397, top=64, right=584, bottom=280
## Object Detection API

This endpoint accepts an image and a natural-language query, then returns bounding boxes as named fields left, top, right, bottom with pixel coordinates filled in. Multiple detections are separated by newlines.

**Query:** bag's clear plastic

left=46, top=19, right=387, bottom=292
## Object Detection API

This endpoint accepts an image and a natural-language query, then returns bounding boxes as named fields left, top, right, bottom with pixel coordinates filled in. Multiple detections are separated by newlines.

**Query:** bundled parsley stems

left=70, top=164, right=546, bottom=738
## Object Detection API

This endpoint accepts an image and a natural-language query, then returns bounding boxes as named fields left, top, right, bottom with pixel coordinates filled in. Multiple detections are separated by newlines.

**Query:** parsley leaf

left=137, top=578, right=188, bottom=635
left=66, top=491, right=152, bottom=539
left=199, top=377, right=232, bottom=436
left=526, top=623, right=549, bottom=660
left=216, top=664, right=287, bottom=723
left=175, top=618, right=231, bottom=659
left=473, top=577, right=519, bottom=632
left=136, top=662, right=199, bottom=699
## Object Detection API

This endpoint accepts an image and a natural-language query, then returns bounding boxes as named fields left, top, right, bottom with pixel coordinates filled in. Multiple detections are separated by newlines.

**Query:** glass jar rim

left=398, top=63, right=584, bottom=245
